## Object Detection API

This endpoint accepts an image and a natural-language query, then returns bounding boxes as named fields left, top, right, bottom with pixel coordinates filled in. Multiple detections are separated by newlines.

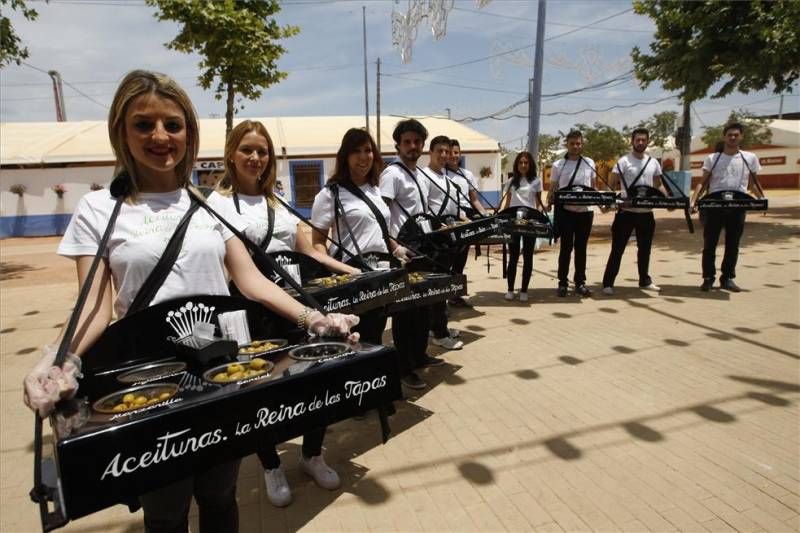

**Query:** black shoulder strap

left=566, top=157, right=583, bottom=187
left=338, top=181, right=393, bottom=255
left=738, top=151, right=765, bottom=197
left=127, top=197, right=202, bottom=316
left=233, top=192, right=276, bottom=251
left=194, top=191, right=323, bottom=311
left=391, top=161, right=427, bottom=211
left=627, top=156, right=651, bottom=190
left=708, top=152, right=723, bottom=175
left=329, top=183, right=368, bottom=266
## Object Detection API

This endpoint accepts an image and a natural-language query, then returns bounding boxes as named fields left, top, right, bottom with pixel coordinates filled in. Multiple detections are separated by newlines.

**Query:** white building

left=0, top=116, right=501, bottom=238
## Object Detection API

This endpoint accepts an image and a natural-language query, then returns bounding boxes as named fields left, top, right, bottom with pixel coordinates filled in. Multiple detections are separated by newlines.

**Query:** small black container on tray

left=170, top=335, right=238, bottom=367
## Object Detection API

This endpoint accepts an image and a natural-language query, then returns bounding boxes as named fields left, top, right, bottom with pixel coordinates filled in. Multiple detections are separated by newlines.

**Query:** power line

left=452, top=6, right=652, bottom=32
left=391, top=9, right=633, bottom=76
left=380, top=73, right=526, bottom=96
left=22, top=62, right=109, bottom=109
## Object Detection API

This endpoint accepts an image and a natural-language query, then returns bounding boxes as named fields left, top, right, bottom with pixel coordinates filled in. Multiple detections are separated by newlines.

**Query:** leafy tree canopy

left=148, top=0, right=299, bottom=134
left=631, top=0, right=800, bottom=101
left=625, top=110, right=678, bottom=149
left=537, top=133, right=562, bottom=168
left=700, top=109, right=773, bottom=149
left=0, top=0, right=38, bottom=68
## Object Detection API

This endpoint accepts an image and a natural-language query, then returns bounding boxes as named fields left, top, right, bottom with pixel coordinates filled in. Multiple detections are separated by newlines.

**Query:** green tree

left=537, top=133, right=562, bottom=169
left=700, top=110, right=773, bottom=150
left=625, top=110, right=678, bottom=149
left=631, top=1, right=800, bottom=102
left=566, top=123, right=628, bottom=169
left=0, top=0, right=39, bottom=68
left=148, top=0, right=299, bottom=135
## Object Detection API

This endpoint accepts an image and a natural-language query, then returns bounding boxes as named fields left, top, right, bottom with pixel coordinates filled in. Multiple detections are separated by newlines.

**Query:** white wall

left=0, top=166, right=114, bottom=217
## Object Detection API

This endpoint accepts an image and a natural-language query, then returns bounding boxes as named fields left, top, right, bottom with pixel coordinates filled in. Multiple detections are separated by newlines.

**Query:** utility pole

left=362, top=6, right=370, bottom=133
left=527, top=0, right=546, bottom=161
left=778, top=93, right=784, bottom=119
left=445, top=107, right=451, bottom=119
left=680, top=98, right=692, bottom=171
left=48, top=70, right=67, bottom=122
left=376, top=57, right=381, bottom=155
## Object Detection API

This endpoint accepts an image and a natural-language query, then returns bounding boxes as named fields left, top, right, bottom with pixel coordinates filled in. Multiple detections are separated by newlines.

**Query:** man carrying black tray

left=601, top=127, right=665, bottom=295
left=380, top=119, right=445, bottom=390
left=690, top=122, right=764, bottom=292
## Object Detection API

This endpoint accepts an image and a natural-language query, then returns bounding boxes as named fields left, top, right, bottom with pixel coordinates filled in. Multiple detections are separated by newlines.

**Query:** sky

left=1, top=0, right=798, bottom=150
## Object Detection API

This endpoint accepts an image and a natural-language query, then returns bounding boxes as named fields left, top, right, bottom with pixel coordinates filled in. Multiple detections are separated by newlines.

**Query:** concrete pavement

left=1, top=192, right=798, bottom=532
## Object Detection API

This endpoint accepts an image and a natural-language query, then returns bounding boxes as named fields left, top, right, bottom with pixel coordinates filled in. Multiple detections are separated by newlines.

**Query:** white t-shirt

left=207, top=191, right=299, bottom=253
left=447, top=168, right=477, bottom=211
left=503, top=176, right=542, bottom=209
left=58, top=189, right=242, bottom=318
left=550, top=156, right=597, bottom=213
left=702, top=151, right=761, bottom=193
left=310, top=183, right=390, bottom=257
left=613, top=154, right=663, bottom=213
left=379, top=162, right=430, bottom=237
left=421, top=166, right=458, bottom=217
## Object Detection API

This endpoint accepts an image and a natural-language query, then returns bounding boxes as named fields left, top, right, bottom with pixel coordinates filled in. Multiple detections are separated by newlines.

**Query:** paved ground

left=1, top=191, right=798, bottom=532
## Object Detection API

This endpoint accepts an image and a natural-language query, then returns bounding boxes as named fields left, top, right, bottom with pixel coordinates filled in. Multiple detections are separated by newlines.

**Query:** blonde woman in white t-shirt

left=22, top=71, right=359, bottom=532
left=210, top=120, right=357, bottom=509
left=499, top=151, right=544, bottom=302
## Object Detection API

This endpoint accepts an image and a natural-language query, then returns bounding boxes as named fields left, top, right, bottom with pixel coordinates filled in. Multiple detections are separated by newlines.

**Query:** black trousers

left=602, top=211, right=655, bottom=288
left=354, top=311, right=388, bottom=345
left=392, top=306, right=430, bottom=375
left=256, top=427, right=326, bottom=470
left=429, top=301, right=449, bottom=338
left=557, top=209, right=594, bottom=287
left=507, top=235, right=535, bottom=292
left=140, top=460, right=240, bottom=533
left=451, top=246, right=469, bottom=277
left=702, top=209, right=747, bottom=280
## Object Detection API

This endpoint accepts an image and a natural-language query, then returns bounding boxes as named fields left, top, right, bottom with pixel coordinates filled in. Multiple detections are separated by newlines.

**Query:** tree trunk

left=225, top=80, right=235, bottom=138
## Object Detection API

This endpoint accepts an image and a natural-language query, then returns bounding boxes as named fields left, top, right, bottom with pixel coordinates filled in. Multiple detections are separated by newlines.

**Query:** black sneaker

left=557, top=286, right=568, bottom=297
left=700, top=278, right=713, bottom=292
left=422, top=355, right=446, bottom=367
left=401, top=372, right=427, bottom=390
left=720, top=278, right=741, bottom=292
left=576, top=284, right=592, bottom=297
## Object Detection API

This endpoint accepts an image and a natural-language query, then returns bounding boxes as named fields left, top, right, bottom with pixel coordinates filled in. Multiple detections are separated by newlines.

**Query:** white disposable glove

left=392, top=245, right=412, bottom=265
left=23, top=344, right=82, bottom=418
left=307, top=311, right=361, bottom=342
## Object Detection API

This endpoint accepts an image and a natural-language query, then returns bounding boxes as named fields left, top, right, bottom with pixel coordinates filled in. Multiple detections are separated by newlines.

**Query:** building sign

left=691, top=161, right=703, bottom=169
left=193, top=161, right=224, bottom=171
left=759, top=156, right=786, bottom=166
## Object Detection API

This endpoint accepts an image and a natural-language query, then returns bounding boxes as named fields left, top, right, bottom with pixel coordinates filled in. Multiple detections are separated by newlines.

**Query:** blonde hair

left=216, top=120, right=277, bottom=203
left=108, top=70, right=199, bottom=199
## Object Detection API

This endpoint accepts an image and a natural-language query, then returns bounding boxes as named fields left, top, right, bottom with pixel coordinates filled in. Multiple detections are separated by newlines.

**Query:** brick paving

left=1, top=192, right=798, bottom=532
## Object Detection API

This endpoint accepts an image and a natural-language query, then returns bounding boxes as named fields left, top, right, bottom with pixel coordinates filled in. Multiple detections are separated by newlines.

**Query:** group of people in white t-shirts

left=21, top=67, right=764, bottom=532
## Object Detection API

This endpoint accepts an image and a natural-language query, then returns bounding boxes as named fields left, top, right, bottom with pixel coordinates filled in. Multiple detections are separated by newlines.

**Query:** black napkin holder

left=171, top=335, right=238, bottom=367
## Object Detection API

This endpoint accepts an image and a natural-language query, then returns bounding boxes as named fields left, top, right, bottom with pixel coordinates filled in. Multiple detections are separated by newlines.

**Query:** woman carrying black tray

left=207, top=120, right=356, bottom=509
left=22, top=70, right=359, bottom=533
left=310, top=128, right=412, bottom=346
left=499, top=151, right=544, bottom=302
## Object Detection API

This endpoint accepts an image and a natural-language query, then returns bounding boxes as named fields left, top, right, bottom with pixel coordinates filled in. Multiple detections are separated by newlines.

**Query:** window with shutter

left=290, top=160, right=324, bottom=208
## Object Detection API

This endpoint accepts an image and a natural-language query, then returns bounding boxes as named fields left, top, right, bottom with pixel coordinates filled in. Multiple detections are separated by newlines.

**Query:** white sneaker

left=431, top=336, right=464, bottom=350
left=428, top=328, right=461, bottom=338
left=504, top=291, right=514, bottom=301
left=641, top=283, right=661, bottom=292
left=602, top=286, right=614, bottom=296
left=519, top=292, right=529, bottom=302
left=299, top=455, right=341, bottom=490
left=263, top=468, right=292, bottom=507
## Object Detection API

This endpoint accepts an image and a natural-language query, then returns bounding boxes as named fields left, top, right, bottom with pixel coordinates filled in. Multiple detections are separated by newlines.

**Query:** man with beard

left=546, top=130, right=597, bottom=297
left=419, top=135, right=464, bottom=350
left=601, top=128, right=665, bottom=295
left=691, top=122, right=764, bottom=292
left=446, top=139, right=488, bottom=307
left=380, top=119, right=444, bottom=390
